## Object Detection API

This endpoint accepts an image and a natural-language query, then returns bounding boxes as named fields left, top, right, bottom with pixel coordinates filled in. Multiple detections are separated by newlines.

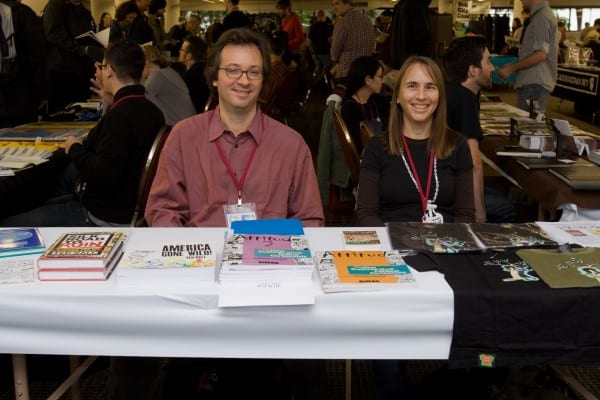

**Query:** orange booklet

left=331, top=251, right=400, bottom=284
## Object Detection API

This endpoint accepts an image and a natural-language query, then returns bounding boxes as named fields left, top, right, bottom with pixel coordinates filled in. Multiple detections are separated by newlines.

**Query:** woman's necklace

left=400, top=136, right=443, bottom=223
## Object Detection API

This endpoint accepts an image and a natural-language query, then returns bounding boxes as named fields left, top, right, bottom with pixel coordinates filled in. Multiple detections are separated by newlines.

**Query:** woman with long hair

left=356, top=56, right=475, bottom=226
left=341, top=55, right=389, bottom=153
left=97, top=12, right=112, bottom=31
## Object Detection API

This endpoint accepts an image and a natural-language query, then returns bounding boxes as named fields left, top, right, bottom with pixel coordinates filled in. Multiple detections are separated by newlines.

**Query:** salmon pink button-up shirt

left=145, top=107, right=325, bottom=227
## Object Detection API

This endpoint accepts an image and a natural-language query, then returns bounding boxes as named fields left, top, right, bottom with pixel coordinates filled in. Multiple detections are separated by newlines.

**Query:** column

left=513, top=0, right=523, bottom=24
left=165, top=0, right=181, bottom=35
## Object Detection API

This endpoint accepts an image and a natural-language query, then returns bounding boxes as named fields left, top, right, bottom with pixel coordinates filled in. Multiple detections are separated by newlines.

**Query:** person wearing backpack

left=0, top=0, right=47, bottom=128
left=42, top=0, right=103, bottom=113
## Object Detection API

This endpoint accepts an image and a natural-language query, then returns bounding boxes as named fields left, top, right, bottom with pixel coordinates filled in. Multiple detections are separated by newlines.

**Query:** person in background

left=308, top=10, right=333, bottom=80
left=341, top=55, right=389, bottom=154
left=179, top=35, right=210, bottom=113
left=0, top=41, right=165, bottom=227
left=444, top=36, right=516, bottom=223
left=42, top=0, right=104, bottom=112
left=167, top=14, right=200, bottom=56
left=356, top=55, right=475, bottom=226
left=217, top=0, right=252, bottom=41
left=0, top=0, right=46, bottom=128
left=504, top=17, right=522, bottom=55
left=145, top=28, right=324, bottom=227
left=147, top=0, right=175, bottom=51
left=97, top=12, right=112, bottom=31
left=330, top=0, right=375, bottom=85
left=581, top=18, right=600, bottom=48
left=128, top=0, right=153, bottom=45
left=142, top=45, right=196, bottom=126
left=259, top=31, right=293, bottom=118
left=497, top=0, right=557, bottom=113
left=276, top=0, right=304, bottom=62
left=108, top=1, right=140, bottom=43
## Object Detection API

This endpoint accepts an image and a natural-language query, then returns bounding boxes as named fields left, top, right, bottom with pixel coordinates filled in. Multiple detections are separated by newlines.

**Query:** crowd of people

left=0, top=0, right=584, bottom=397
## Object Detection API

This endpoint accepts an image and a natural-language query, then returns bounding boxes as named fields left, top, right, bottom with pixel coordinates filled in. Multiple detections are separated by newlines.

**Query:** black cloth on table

left=404, top=250, right=600, bottom=368
left=0, top=150, right=69, bottom=219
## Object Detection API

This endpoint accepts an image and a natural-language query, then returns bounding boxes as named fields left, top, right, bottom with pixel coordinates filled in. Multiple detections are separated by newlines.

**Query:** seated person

left=444, top=36, right=517, bottom=223
left=179, top=35, right=210, bottom=113
left=145, top=28, right=324, bottom=227
left=356, top=55, right=475, bottom=226
left=0, top=41, right=165, bottom=227
left=341, top=56, right=389, bottom=154
left=142, top=45, right=197, bottom=126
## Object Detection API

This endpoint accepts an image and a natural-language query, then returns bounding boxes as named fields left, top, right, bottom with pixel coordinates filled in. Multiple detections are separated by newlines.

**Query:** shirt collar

left=113, top=84, right=145, bottom=101
left=208, top=105, right=265, bottom=143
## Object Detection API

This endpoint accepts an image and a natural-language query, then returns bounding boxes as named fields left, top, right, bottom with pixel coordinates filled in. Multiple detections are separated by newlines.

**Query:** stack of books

left=0, top=228, right=45, bottom=258
left=37, top=231, right=127, bottom=281
left=218, top=219, right=315, bottom=307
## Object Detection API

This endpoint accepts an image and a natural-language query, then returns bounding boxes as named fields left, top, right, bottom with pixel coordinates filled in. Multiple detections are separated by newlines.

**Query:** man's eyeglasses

left=219, top=67, right=262, bottom=80
left=95, top=62, right=108, bottom=70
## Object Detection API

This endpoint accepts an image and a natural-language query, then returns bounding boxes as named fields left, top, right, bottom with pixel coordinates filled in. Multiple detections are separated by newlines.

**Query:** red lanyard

left=215, top=137, right=258, bottom=205
left=401, top=135, right=435, bottom=214
left=109, top=94, right=146, bottom=110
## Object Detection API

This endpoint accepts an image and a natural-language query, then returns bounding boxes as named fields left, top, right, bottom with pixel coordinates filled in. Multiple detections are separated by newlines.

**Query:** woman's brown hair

left=386, top=56, right=459, bottom=159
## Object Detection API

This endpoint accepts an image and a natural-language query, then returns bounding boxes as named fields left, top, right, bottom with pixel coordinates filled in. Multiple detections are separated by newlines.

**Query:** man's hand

left=497, top=64, right=514, bottom=80
left=64, top=136, right=83, bottom=154
left=90, top=77, right=113, bottom=107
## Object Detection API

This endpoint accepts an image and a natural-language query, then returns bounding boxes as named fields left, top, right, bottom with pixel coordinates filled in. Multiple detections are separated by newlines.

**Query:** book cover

left=75, top=27, right=110, bottom=47
left=222, top=234, right=313, bottom=270
left=387, top=222, right=482, bottom=253
left=469, top=223, right=557, bottom=250
left=38, top=232, right=126, bottom=269
left=0, top=228, right=45, bottom=257
left=516, top=247, right=600, bottom=288
left=316, top=250, right=416, bottom=292
left=549, top=166, right=600, bottom=190
left=342, top=230, right=381, bottom=250
left=119, top=242, right=216, bottom=269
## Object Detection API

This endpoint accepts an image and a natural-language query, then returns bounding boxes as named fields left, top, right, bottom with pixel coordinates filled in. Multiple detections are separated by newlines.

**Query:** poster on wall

left=454, top=1, right=491, bottom=36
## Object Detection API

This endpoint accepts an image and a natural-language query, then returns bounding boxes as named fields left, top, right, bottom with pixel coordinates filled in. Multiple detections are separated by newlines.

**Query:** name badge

left=422, top=202, right=444, bottom=224
left=223, top=202, right=257, bottom=228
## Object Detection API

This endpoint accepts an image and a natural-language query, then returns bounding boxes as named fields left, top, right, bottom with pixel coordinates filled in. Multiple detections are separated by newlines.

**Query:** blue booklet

left=231, top=219, right=305, bottom=236
left=0, top=228, right=45, bottom=258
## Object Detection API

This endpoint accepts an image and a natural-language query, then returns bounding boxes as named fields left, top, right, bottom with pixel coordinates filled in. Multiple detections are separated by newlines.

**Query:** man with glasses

left=444, top=36, right=516, bottom=223
left=146, top=28, right=324, bottom=228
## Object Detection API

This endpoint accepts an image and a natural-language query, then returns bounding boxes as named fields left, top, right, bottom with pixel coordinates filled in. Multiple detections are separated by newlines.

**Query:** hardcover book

left=0, top=228, right=45, bottom=258
left=38, top=232, right=126, bottom=269
left=315, top=250, right=416, bottom=293
left=516, top=157, right=593, bottom=170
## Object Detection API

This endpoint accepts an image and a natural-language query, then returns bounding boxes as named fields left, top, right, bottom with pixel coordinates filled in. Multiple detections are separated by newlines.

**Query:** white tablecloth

left=0, top=227, right=453, bottom=359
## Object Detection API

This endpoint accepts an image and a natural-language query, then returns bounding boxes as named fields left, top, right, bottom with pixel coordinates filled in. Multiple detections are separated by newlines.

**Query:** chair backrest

left=359, top=121, right=375, bottom=149
left=332, top=109, right=360, bottom=186
left=204, top=92, right=218, bottom=113
left=130, top=125, right=172, bottom=227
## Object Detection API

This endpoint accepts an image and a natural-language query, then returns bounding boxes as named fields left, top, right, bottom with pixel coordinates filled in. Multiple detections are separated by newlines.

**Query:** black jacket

left=42, top=0, right=100, bottom=71
left=68, top=85, right=165, bottom=224
left=0, top=0, right=47, bottom=125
